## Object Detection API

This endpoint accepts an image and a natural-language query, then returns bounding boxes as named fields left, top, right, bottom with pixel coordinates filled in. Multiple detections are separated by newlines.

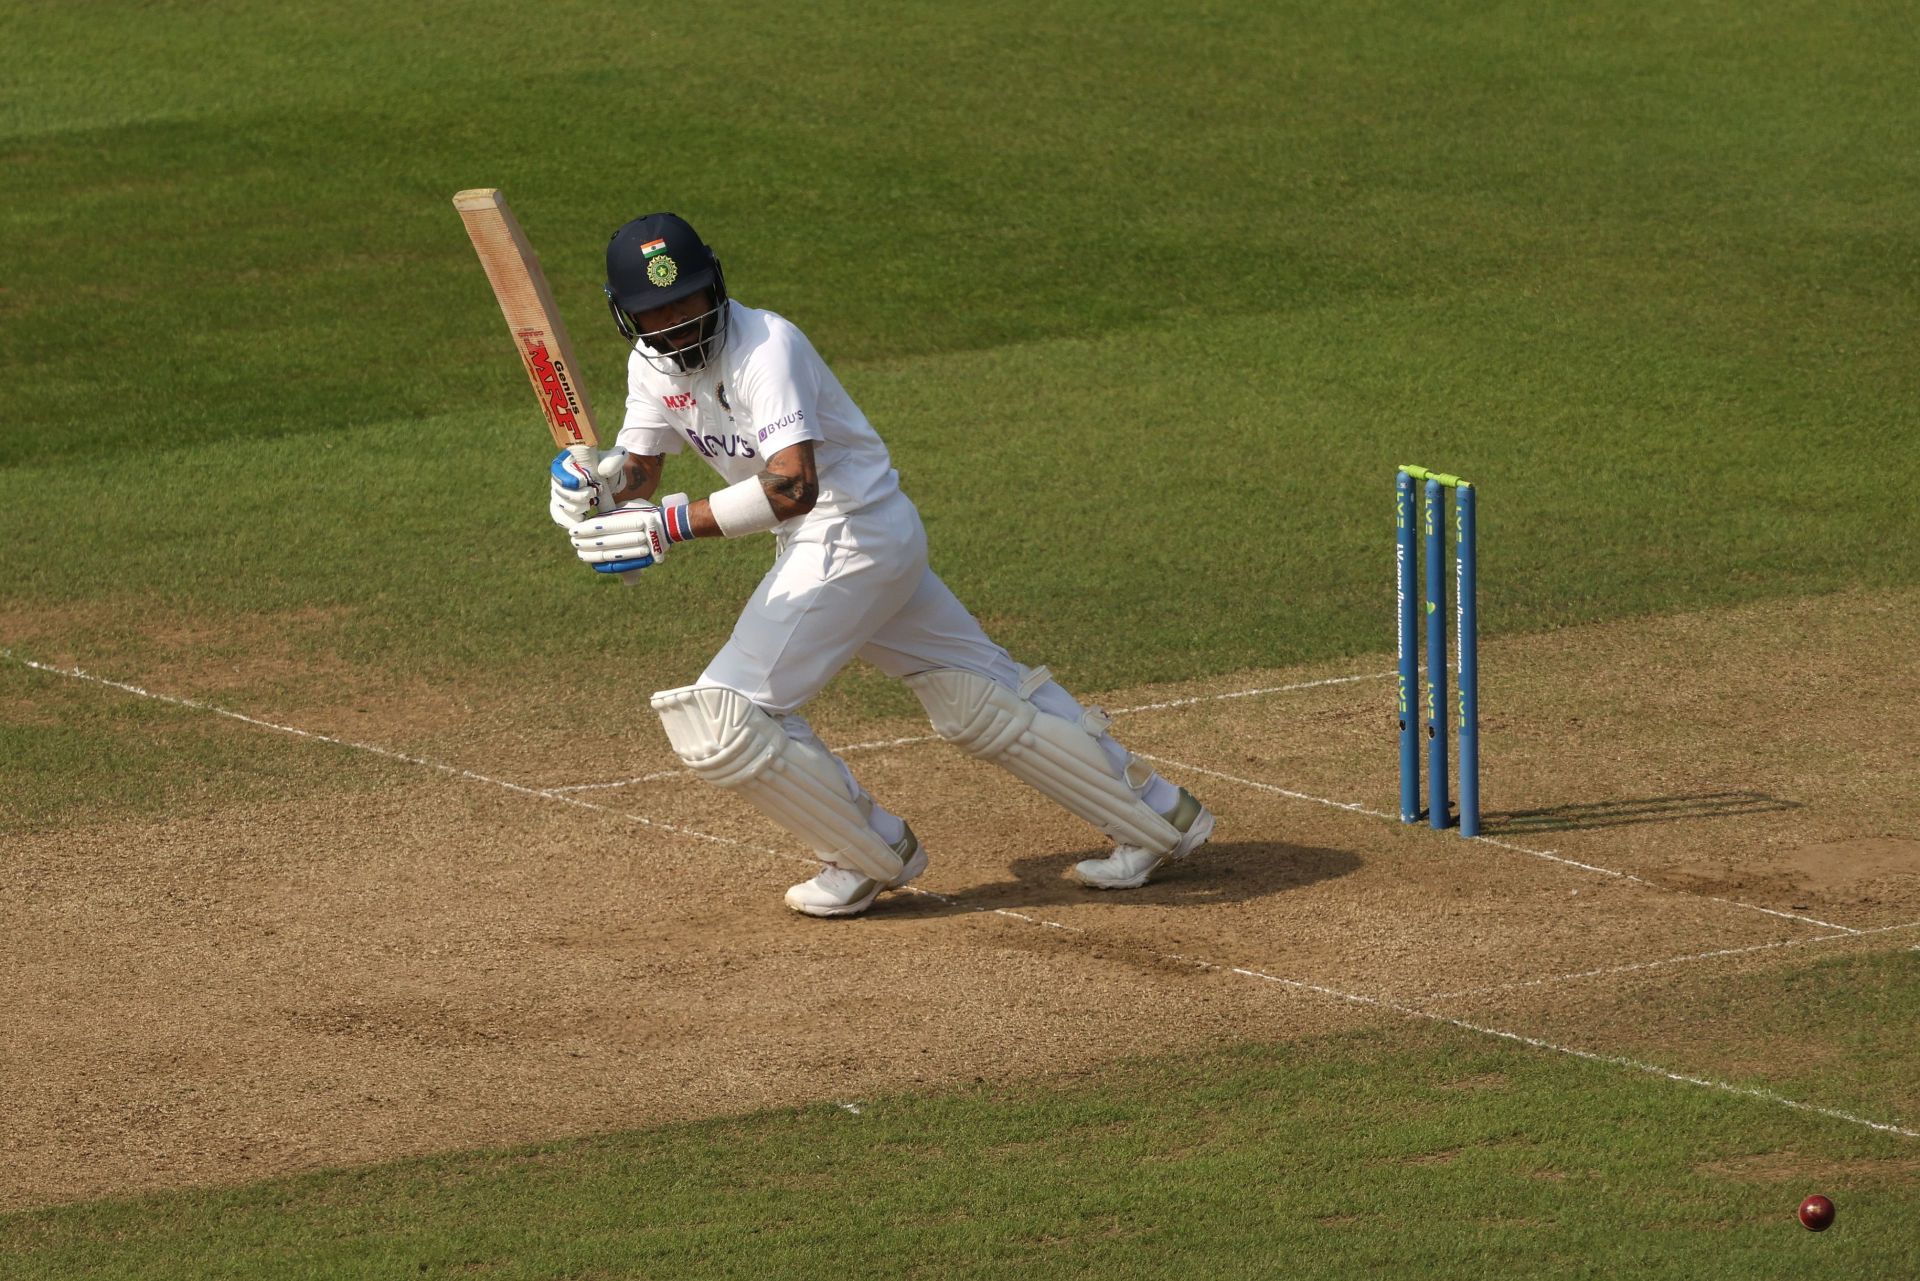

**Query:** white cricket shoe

left=784, top=827, right=929, bottom=918
left=1070, top=789, right=1214, bottom=890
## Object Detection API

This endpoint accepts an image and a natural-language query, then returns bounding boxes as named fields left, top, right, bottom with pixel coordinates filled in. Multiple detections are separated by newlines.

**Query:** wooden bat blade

left=452, top=187, right=600, bottom=449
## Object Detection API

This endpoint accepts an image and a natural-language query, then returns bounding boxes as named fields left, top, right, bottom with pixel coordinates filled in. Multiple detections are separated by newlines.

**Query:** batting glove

left=549, top=446, right=629, bottom=527
left=571, top=504, right=671, bottom=574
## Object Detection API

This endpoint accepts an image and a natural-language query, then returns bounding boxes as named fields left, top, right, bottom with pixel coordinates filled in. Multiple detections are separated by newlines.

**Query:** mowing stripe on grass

left=1138, top=751, right=1863, bottom=934
left=7, top=647, right=1908, bottom=1142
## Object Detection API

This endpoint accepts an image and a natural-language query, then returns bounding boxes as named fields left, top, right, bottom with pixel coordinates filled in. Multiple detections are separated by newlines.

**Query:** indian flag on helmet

left=639, top=238, right=668, bottom=257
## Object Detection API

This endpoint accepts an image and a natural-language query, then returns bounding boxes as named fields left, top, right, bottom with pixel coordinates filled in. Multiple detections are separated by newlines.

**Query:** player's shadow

left=1493, top=791, right=1801, bottom=833
left=928, top=840, right=1360, bottom=913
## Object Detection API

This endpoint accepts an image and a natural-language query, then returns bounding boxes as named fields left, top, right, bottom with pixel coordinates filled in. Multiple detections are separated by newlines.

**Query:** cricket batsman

left=550, top=212, right=1214, bottom=917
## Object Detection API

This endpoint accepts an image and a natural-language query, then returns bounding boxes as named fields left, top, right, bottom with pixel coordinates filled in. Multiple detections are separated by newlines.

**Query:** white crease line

left=1140, top=756, right=1402, bottom=821
left=546, top=672, right=1395, bottom=792
left=549, top=769, right=685, bottom=793
left=1106, top=670, right=1394, bottom=715
left=9, top=648, right=1912, bottom=1141
left=1419, top=920, right=1920, bottom=1003
left=920, top=905, right=1915, bottom=1139
left=0, top=653, right=784, bottom=859
left=834, top=732, right=941, bottom=754
left=11, top=646, right=1860, bottom=939
left=891, top=881, right=1087, bottom=934
left=1695, top=895, right=1856, bottom=932
left=1137, top=752, right=1863, bottom=935
left=1208, top=962, right=1918, bottom=1139
left=0, top=653, right=1113, bottom=921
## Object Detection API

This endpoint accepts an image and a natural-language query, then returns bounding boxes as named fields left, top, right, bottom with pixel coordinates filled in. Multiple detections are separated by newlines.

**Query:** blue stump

left=1397, top=470, right=1420, bottom=823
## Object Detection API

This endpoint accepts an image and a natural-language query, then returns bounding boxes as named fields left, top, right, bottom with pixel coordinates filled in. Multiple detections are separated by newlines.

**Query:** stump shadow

left=1492, top=791, right=1801, bottom=833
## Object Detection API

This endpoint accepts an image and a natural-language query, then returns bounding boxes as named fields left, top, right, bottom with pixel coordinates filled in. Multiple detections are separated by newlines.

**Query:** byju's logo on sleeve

left=757, top=410, right=804, bottom=443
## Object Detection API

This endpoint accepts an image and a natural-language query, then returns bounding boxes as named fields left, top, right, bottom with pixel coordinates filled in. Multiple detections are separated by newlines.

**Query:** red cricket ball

left=1797, top=1194, right=1835, bottom=1232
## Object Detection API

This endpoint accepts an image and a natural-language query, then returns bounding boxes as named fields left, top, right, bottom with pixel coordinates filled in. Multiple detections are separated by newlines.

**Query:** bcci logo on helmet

left=606, top=212, right=730, bottom=373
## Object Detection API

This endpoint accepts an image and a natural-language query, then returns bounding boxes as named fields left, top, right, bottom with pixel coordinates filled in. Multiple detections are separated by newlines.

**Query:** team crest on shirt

left=715, top=382, right=731, bottom=413
left=647, top=255, right=679, bottom=287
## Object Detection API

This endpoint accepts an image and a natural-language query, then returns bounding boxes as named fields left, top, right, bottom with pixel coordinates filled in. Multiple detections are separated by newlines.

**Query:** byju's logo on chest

left=683, top=427, right=757, bottom=460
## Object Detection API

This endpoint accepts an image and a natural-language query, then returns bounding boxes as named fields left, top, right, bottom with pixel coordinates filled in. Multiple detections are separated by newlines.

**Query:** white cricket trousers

left=699, top=488, right=1017, bottom=712
left=691, top=489, right=1179, bottom=852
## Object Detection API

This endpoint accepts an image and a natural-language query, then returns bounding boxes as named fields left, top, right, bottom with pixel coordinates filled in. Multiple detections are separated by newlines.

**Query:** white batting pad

left=904, top=667, right=1181, bottom=853
left=651, top=684, right=905, bottom=882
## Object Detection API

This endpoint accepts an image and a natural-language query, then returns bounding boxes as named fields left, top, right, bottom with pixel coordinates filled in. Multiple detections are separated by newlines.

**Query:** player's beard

left=638, top=300, right=728, bottom=376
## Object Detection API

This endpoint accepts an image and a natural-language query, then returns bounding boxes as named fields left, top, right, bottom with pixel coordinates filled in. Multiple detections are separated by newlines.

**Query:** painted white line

left=544, top=672, right=1396, bottom=791
left=9, top=649, right=1864, bottom=937
left=1692, top=895, right=1856, bottom=932
left=12, top=650, right=1910, bottom=1140
left=1420, top=919, right=1920, bottom=1003
left=0, top=652, right=1128, bottom=933
left=1138, top=754, right=1403, bottom=821
left=5, top=648, right=1865, bottom=937
left=0, top=652, right=786, bottom=859
left=548, top=769, right=685, bottom=793
left=1106, top=670, right=1395, bottom=716
left=1207, top=961, right=1918, bottom=1139
left=888, top=905, right=1917, bottom=1139
left=1138, top=752, right=1863, bottom=935
left=834, top=732, right=941, bottom=755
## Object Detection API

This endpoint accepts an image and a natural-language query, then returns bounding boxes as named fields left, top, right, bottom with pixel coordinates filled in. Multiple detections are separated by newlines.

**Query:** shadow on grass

left=1493, top=791, right=1802, bottom=833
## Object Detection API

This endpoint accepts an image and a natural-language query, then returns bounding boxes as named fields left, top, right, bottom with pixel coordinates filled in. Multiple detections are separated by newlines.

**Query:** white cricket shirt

left=616, top=302, right=900, bottom=526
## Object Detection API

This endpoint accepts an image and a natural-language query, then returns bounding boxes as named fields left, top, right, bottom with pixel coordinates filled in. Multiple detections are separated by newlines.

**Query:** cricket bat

left=451, top=188, right=600, bottom=450
left=453, top=187, right=646, bottom=580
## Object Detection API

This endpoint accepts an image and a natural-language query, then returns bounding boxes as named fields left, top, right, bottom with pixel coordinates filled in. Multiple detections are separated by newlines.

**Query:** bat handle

left=592, top=554, right=651, bottom=585
left=582, top=449, right=647, bottom=585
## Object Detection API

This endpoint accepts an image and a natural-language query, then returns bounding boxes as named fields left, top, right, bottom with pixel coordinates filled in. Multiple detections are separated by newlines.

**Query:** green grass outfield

left=2, top=0, right=1916, bottom=1272
left=4, top=0, right=1916, bottom=701
left=7, top=961, right=1917, bottom=1281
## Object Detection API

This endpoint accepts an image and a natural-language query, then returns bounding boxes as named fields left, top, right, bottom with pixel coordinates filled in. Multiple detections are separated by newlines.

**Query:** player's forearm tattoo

left=630, top=456, right=662, bottom=501
left=758, top=467, right=818, bottom=510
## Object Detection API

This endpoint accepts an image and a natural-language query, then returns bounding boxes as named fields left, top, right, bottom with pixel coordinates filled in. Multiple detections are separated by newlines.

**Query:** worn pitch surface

left=3, top=589, right=1916, bottom=1210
